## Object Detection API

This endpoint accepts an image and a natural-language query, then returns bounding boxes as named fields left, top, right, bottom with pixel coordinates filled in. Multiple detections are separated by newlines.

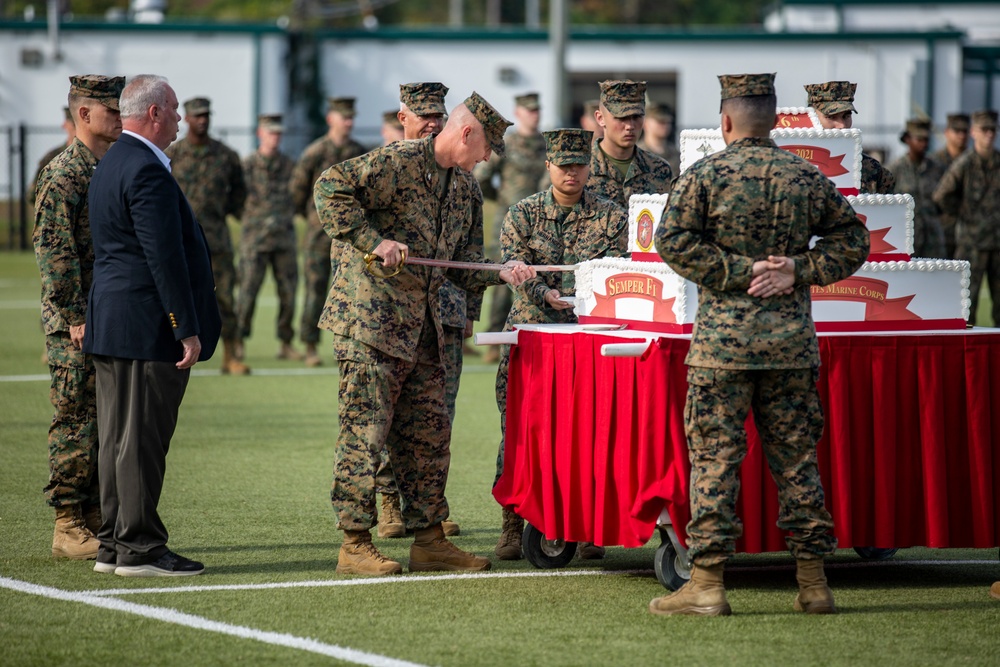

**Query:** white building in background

left=1, top=3, right=998, bottom=244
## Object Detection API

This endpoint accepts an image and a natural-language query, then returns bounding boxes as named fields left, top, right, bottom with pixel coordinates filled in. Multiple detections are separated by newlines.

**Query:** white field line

left=0, top=576, right=429, bottom=667
left=87, top=567, right=622, bottom=596
left=79, top=559, right=999, bottom=598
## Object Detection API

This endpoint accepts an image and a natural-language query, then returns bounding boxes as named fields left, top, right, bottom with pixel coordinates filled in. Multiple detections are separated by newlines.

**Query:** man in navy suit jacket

left=84, top=74, right=221, bottom=577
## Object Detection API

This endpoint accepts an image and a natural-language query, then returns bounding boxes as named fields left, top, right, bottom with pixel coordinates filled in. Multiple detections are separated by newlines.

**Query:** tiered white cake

left=574, top=109, right=971, bottom=332
left=680, top=126, right=862, bottom=193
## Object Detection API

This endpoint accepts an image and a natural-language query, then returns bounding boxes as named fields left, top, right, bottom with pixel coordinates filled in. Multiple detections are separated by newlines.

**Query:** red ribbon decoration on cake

left=589, top=273, right=678, bottom=323
left=811, top=276, right=920, bottom=321
left=780, top=144, right=849, bottom=177
left=775, top=113, right=814, bottom=129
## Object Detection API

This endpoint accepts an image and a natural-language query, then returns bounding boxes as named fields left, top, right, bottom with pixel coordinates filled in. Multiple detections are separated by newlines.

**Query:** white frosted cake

left=847, top=194, right=914, bottom=260
left=775, top=106, right=821, bottom=130
left=574, top=257, right=697, bottom=333
left=680, top=127, right=862, bottom=194
left=571, top=192, right=972, bottom=333
left=628, top=193, right=669, bottom=261
left=811, top=260, right=971, bottom=331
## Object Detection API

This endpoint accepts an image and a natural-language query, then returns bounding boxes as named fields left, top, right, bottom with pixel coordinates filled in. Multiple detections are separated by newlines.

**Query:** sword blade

left=401, top=256, right=578, bottom=272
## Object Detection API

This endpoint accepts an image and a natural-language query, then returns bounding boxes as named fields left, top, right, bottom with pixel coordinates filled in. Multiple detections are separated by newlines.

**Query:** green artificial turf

left=2, top=250, right=998, bottom=666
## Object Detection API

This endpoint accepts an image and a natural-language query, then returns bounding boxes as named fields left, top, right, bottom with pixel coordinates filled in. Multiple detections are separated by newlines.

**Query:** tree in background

left=2, top=0, right=771, bottom=27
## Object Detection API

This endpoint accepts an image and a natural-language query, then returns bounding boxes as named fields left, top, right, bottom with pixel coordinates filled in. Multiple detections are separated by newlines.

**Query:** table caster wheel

left=522, top=523, right=576, bottom=568
left=853, top=546, right=899, bottom=560
left=654, top=540, right=691, bottom=591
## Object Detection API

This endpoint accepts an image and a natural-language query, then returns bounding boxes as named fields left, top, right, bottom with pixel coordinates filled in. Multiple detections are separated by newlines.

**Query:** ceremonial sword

left=363, top=252, right=577, bottom=278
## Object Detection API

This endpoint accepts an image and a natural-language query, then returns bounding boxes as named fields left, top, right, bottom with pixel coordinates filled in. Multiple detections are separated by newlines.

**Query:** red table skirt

left=493, top=330, right=1000, bottom=551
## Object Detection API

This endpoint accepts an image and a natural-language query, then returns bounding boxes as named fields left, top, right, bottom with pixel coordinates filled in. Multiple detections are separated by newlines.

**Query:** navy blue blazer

left=84, top=133, right=221, bottom=363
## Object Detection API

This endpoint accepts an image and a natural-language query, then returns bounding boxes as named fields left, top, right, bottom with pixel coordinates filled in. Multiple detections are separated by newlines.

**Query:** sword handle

left=363, top=250, right=406, bottom=278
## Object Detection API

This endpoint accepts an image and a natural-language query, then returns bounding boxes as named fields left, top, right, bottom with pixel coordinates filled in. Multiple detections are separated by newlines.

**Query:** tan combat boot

left=82, top=503, right=102, bottom=535
left=649, top=563, right=731, bottom=616
left=793, top=558, right=837, bottom=614
left=304, top=343, right=323, bottom=367
left=276, top=342, right=304, bottom=361
left=377, top=494, right=406, bottom=539
left=990, top=582, right=1000, bottom=601
left=336, top=530, right=403, bottom=575
left=410, top=524, right=491, bottom=572
left=494, top=506, right=523, bottom=560
left=442, top=518, right=460, bottom=536
left=52, top=506, right=99, bottom=560
left=221, top=340, right=251, bottom=375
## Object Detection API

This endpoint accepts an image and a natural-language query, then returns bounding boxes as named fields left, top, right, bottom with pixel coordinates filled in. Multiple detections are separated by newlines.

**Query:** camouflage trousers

left=331, top=323, right=452, bottom=531
left=44, top=332, right=99, bottom=508
left=492, top=343, right=513, bottom=486
left=237, top=245, right=299, bottom=344
left=684, top=366, right=837, bottom=567
left=211, top=249, right=240, bottom=342
left=956, top=242, right=1000, bottom=326
left=300, top=225, right=333, bottom=345
left=376, top=325, right=464, bottom=494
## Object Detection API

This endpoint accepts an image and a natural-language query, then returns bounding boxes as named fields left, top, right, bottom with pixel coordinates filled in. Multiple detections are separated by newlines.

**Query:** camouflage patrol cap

left=805, top=81, right=858, bottom=116
left=543, top=129, right=593, bottom=166
left=515, top=92, right=540, bottom=110
left=945, top=113, right=970, bottom=131
left=382, top=110, right=403, bottom=128
left=257, top=113, right=284, bottom=132
left=719, top=73, right=775, bottom=101
left=327, top=97, right=356, bottom=117
left=463, top=91, right=513, bottom=157
left=971, top=109, right=998, bottom=130
left=900, top=118, right=931, bottom=143
left=645, top=100, right=673, bottom=121
left=68, top=75, right=125, bottom=111
left=400, top=82, right=449, bottom=115
left=599, top=80, right=647, bottom=118
left=184, top=97, right=211, bottom=116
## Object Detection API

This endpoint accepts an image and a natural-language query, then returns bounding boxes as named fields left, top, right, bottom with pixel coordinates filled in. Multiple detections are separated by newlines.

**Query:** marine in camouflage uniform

left=474, top=92, right=548, bottom=345
left=805, top=81, right=895, bottom=195
left=165, top=97, right=248, bottom=374
left=237, top=114, right=300, bottom=358
left=587, top=80, right=674, bottom=208
left=32, top=74, right=124, bottom=559
left=492, top=129, right=628, bottom=560
left=30, top=107, right=76, bottom=207
left=651, top=74, right=869, bottom=617
left=374, top=83, right=480, bottom=539
left=889, top=119, right=946, bottom=257
left=290, top=96, right=368, bottom=367
left=933, top=110, right=1000, bottom=326
left=637, top=100, right=680, bottom=176
left=931, top=113, right=971, bottom=259
left=315, top=92, right=528, bottom=575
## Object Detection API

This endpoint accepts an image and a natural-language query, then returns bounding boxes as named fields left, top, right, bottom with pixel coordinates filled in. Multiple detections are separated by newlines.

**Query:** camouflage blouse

left=586, top=139, right=674, bottom=208
left=314, top=136, right=501, bottom=361
left=656, top=137, right=869, bottom=370
left=500, top=187, right=627, bottom=328
left=32, top=138, right=99, bottom=335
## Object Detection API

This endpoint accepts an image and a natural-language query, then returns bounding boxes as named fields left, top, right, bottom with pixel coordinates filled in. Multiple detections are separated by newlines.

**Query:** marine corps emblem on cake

left=636, top=209, right=655, bottom=252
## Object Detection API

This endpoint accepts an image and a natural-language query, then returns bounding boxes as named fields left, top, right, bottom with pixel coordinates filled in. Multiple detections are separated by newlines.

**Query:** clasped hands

left=748, top=256, right=796, bottom=298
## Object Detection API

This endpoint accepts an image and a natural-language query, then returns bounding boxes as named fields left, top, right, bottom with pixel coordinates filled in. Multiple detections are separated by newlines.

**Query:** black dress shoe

left=115, top=550, right=205, bottom=577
